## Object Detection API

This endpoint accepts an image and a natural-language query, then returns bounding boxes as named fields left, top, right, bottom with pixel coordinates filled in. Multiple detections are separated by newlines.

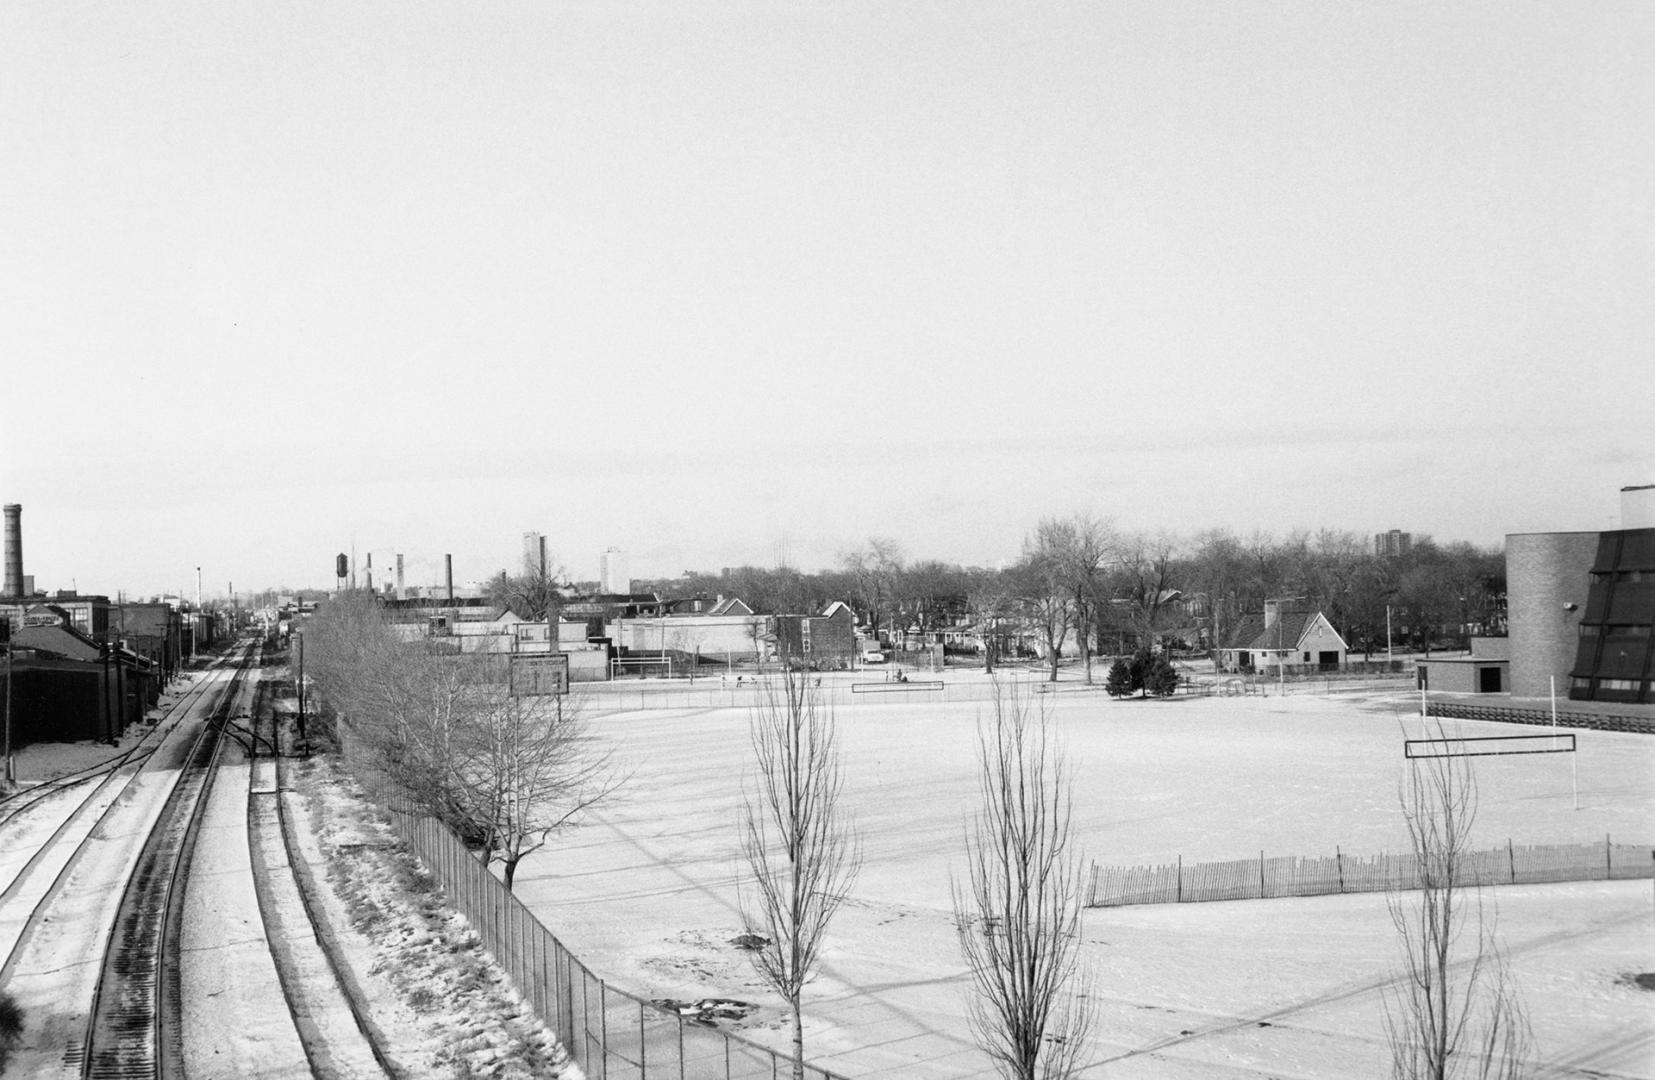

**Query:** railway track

left=244, top=684, right=401, bottom=1078
left=5, top=639, right=414, bottom=1078
left=0, top=655, right=229, bottom=829
left=80, top=641, right=259, bottom=1079
left=0, top=650, right=252, bottom=992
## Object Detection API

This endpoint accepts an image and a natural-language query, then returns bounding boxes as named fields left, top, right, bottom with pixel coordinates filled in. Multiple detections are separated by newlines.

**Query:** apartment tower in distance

left=600, top=547, right=630, bottom=595
left=1374, top=529, right=1412, bottom=558
left=523, top=531, right=548, bottom=577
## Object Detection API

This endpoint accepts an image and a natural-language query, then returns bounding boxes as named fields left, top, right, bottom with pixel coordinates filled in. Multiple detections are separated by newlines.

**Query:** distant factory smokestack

left=445, top=554, right=454, bottom=601
left=395, top=554, right=405, bottom=600
left=2, top=504, right=21, bottom=598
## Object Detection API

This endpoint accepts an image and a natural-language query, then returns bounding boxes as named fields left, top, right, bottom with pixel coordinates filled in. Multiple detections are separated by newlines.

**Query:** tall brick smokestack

left=3, top=504, right=22, bottom=598
left=445, top=554, right=454, bottom=601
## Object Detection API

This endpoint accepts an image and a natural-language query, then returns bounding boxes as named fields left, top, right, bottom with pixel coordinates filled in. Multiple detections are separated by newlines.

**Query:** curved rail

left=245, top=683, right=401, bottom=1077
left=0, top=650, right=251, bottom=990
left=81, top=642, right=258, bottom=1079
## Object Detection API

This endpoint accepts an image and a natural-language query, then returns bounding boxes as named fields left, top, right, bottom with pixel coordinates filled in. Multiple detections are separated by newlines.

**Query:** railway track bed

left=3, top=641, right=570, bottom=1079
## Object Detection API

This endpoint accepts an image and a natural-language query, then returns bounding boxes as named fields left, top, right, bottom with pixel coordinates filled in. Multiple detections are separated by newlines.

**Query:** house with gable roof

left=774, top=601, right=858, bottom=670
left=6, top=604, right=155, bottom=744
left=1217, top=597, right=1350, bottom=674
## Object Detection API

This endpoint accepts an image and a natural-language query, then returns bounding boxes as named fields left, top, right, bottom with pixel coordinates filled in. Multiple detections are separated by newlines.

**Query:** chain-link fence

left=383, top=800, right=848, bottom=1080
left=572, top=668, right=1106, bottom=715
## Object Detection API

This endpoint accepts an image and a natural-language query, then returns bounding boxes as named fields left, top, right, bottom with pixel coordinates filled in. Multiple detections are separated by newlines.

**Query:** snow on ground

left=4, top=679, right=200, bottom=793
left=1, top=669, right=579, bottom=1080
left=287, top=747, right=578, bottom=1078
left=510, top=671, right=1655, bottom=1078
left=179, top=739, right=311, bottom=1078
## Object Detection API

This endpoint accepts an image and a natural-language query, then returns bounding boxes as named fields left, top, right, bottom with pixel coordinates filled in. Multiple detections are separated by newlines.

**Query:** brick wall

left=1506, top=531, right=1598, bottom=699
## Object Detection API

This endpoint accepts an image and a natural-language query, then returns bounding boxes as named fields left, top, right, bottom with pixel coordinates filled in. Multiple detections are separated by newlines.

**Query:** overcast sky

left=3, top=1, right=1650, bottom=598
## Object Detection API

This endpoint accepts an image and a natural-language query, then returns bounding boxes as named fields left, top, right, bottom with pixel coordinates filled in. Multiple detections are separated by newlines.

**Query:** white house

left=1218, top=598, right=1350, bottom=673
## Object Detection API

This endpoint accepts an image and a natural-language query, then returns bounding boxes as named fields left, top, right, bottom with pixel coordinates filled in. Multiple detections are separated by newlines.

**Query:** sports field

left=510, top=671, right=1655, bottom=1078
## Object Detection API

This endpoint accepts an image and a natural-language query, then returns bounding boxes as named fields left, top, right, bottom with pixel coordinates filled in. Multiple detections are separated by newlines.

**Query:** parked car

left=861, top=646, right=887, bottom=665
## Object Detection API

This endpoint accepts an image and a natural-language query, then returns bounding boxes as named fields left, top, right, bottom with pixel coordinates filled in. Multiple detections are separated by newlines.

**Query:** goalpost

left=1404, top=731, right=1578, bottom=809
left=609, top=654, right=674, bottom=680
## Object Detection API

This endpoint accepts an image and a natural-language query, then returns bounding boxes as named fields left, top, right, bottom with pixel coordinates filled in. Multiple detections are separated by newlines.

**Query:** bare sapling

left=1383, top=723, right=1531, bottom=1080
left=954, top=682, right=1095, bottom=1080
left=740, top=669, right=860, bottom=1080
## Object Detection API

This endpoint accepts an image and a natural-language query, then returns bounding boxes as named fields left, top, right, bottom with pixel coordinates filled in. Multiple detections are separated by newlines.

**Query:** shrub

left=1105, top=650, right=1180, bottom=698
left=1104, top=659, right=1135, bottom=698
left=0, top=991, right=23, bottom=1072
left=1142, top=652, right=1180, bottom=697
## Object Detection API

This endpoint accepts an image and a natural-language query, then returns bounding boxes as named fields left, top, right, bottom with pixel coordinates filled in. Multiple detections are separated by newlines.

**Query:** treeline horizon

left=628, top=521, right=1505, bottom=658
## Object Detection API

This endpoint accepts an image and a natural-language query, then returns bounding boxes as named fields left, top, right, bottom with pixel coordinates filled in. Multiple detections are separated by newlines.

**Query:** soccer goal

left=1404, top=733, right=1576, bottom=759
left=1404, top=731, right=1579, bottom=809
left=610, top=654, right=674, bottom=679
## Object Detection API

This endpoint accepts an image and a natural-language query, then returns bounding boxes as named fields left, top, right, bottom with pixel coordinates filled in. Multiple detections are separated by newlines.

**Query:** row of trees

left=299, top=592, right=623, bottom=889
left=745, top=674, right=1528, bottom=1079
left=644, top=523, right=1505, bottom=680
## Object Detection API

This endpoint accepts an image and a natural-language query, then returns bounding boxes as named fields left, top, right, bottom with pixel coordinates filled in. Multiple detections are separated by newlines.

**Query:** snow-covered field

left=511, top=672, right=1655, bottom=1078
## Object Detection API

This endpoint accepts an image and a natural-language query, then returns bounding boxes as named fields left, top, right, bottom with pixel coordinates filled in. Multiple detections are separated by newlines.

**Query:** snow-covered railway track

left=243, top=700, right=402, bottom=1078
left=0, top=657, right=227, bottom=830
left=80, top=643, right=259, bottom=1079
left=0, top=667, right=238, bottom=968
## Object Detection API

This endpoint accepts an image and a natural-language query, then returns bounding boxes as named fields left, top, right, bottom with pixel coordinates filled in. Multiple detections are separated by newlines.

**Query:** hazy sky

left=3, top=1, right=1651, bottom=598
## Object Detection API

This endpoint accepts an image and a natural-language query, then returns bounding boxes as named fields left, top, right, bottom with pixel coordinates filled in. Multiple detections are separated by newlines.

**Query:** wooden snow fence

left=1087, top=837, right=1654, bottom=908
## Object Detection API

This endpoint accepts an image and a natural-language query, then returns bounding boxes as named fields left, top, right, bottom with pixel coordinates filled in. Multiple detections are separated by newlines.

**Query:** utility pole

left=295, top=631, right=307, bottom=754
left=4, top=637, right=13, bottom=786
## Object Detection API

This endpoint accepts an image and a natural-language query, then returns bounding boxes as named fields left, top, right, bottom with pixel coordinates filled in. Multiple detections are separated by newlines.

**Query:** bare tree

left=463, top=677, right=627, bottom=890
left=1112, top=532, right=1181, bottom=652
left=1013, top=544, right=1071, bottom=684
left=954, top=683, right=1095, bottom=1080
left=967, top=567, right=1018, bottom=675
left=740, top=669, right=861, bottom=1080
left=489, top=559, right=567, bottom=622
left=301, top=594, right=625, bottom=885
left=1033, top=516, right=1112, bottom=684
left=841, top=538, right=904, bottom=644
left=1383, top=732, right=1531, bottom=1080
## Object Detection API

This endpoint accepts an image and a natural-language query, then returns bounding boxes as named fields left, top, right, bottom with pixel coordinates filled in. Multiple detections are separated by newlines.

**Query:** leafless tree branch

left=740, top=669, right=861, bottom=1080
left=1382, top=724, right=1532, bottom=1080
left=954, top=682, right=1096, bottom=1080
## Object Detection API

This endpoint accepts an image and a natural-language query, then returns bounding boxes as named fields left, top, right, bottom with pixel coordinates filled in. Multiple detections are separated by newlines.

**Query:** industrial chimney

left=395, top=554, right=405, bottom=600
left=3, top=504, right=22, bottom=598
left=445, top=554, right=454, bottom=601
